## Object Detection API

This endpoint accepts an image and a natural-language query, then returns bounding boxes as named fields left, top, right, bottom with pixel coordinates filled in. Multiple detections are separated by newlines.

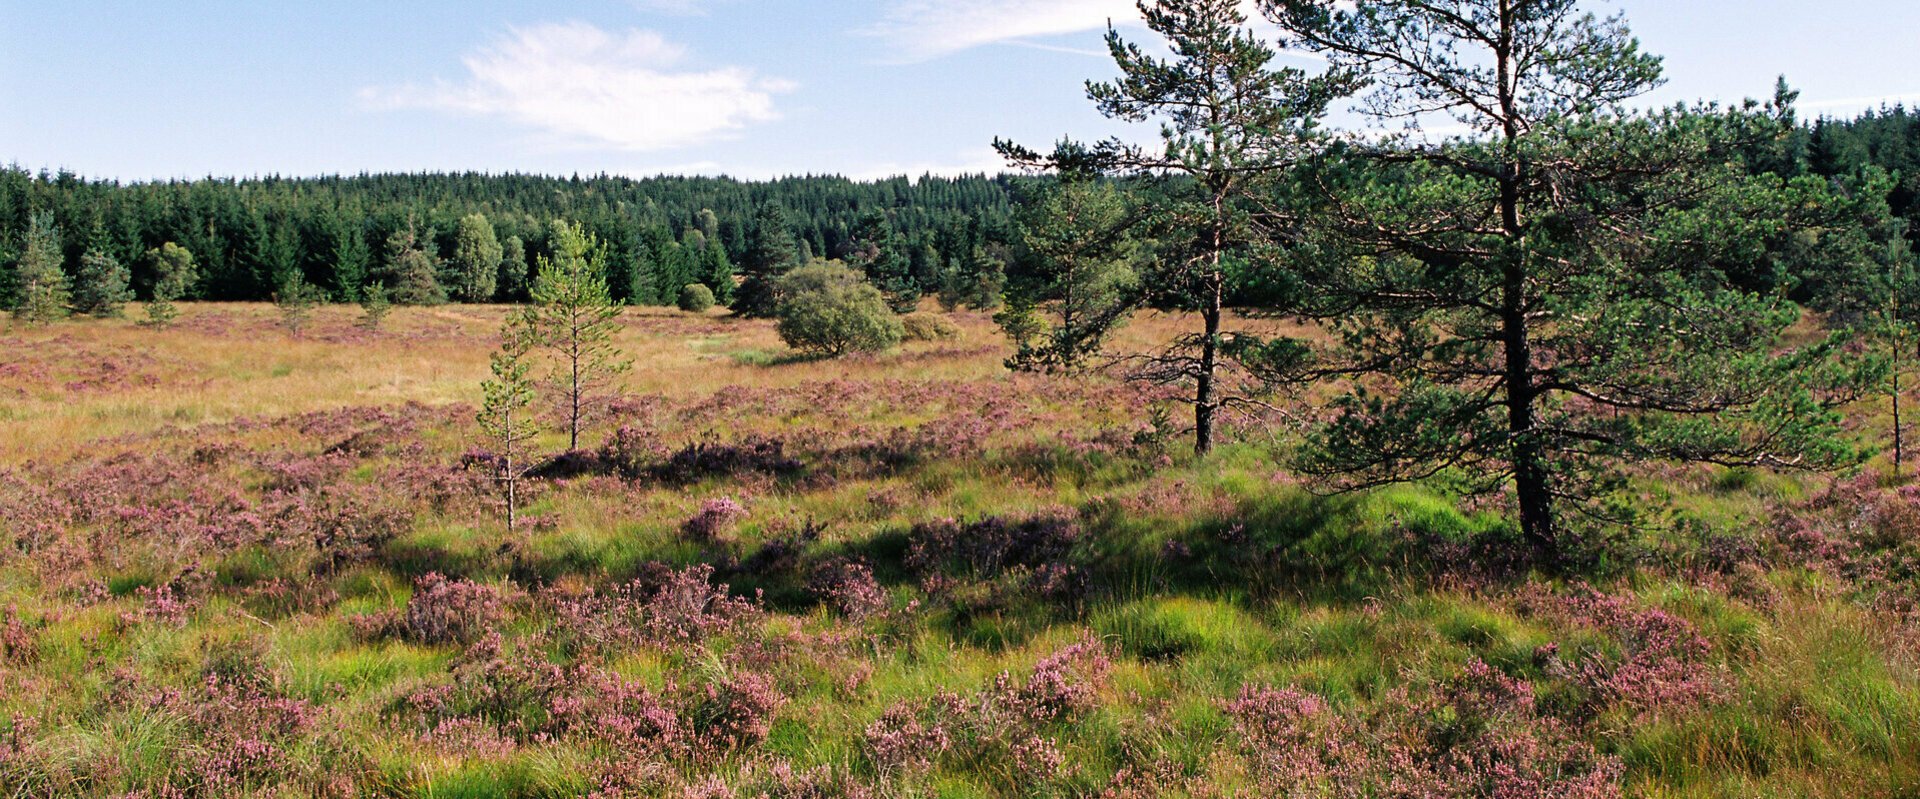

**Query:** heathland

left=0, top=303, right=1915, bottom=798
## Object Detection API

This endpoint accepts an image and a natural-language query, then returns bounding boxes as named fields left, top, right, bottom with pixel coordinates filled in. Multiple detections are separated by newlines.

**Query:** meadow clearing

left=0, top=303, right=1916, bottom=798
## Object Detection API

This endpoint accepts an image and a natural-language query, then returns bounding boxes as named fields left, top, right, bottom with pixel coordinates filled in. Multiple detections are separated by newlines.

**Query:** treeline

left=1772, top=106, right=1920, bottom=249
left=0, top=169, right=1024, bottom=306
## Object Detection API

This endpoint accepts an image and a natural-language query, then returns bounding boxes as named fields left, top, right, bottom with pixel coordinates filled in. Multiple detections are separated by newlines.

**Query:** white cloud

left=860, top=1, right=1320, bottom=63
left=630, top=0, right=716, bottom=15
left=860, top=0, right=1142, bottom=62
left=360, top=21, right=793, bottom=152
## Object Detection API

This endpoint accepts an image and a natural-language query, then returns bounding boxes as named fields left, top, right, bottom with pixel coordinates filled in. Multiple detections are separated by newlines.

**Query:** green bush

left=901, top=312, right=961, bottom=342
left=773, top=261, right=903, bottom=356
left=677, top=283, right=716, bottom=313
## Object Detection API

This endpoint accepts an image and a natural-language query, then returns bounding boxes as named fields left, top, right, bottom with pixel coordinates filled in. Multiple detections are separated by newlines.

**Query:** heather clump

left=862, top=700, right=952, bottom=777
left=0, top=606, right=39, bottom=665
left=653, top=438, right=804, bottom=485
left=80, top=667, right=336, bottom=797
left=806, top=557, right=889, bottom=620
left=551, top=564, right=760, bottom=653
left=401, top=634, right=787, bottom=772
left=1516, top=585, right=1729, bottom=718
left=732, top=520, right=824, bottom=580
left=598, top=424, right=668, bottom=479
left=906, top=513, right=1084, bottom=579
left=1225, top=660, right=1623, bottom=798
left=864, top=634, right=1113, bottom=789
left=683, top=496, right=749, bottom=542
left=374, top=573, right=512, bottom=645
left=263, top=481, right=412, bottom=574
left=679, top=669, right=789, bottom=756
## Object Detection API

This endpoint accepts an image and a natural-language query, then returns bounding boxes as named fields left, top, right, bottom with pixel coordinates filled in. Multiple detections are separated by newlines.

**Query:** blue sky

left=4, top=0, right=1918, bottom=182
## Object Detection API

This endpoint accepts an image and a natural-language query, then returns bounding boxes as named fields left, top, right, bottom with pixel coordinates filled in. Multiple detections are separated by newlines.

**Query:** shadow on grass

left=726, top=348, right=831, bottom=367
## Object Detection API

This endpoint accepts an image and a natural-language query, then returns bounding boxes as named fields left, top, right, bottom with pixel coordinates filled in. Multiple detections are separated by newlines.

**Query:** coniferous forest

left=4, top=104, right=1919, bottom=312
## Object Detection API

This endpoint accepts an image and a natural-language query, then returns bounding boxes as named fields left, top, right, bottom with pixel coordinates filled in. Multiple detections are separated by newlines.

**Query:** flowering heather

left=862, top=700, right=952, bottom=776
left=398, top=573, right=511, bottom=645
left=133, top=583, right=197, bottom=628
left=905, top=513, right=1084, bottom=579
left=1225, top=661, right=1624, bottom=799
left=682, top=496, right=749, bottom=541
left=550, top=564, right=760, bottom=652
left=864, top=634, right=1113, bottom=788
left=806, top=557, right=888, bottom=620
left=0, top=607, right=37, bottom=665
left=679, top=670, right=788, bottom=755
left=2, top=305, right=1915, bottom=796
left=1519, top=585, right=1728, bottom=716
left=652, top=438, right=805, bottom=485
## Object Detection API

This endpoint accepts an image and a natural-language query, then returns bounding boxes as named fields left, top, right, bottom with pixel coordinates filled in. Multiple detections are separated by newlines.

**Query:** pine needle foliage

left=526, top=219, right=631, bottom=451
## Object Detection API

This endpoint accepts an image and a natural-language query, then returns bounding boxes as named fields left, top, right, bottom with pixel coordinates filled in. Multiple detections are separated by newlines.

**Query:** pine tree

left=274, top=271, right=324, bottom=337
left=72, top=247, right=134, bottom=318
left=10, top=214, right=70, bottom=324
left=526, top=220, right=631, bottom=450
left=997, top=0, right=1351, bottom=453
left=847, top=209, right=917, bottom=311
left=144, top=242, right=197, bottom=327
left=1002, top=173, right=1140, bottom=372
left=1258, top=0, right=1897, bottom=564
left=477, top=314, right=540, bottom=533
left=450, top=213, right=503, bottom=303
left=359, top=282, right=392, bottom=330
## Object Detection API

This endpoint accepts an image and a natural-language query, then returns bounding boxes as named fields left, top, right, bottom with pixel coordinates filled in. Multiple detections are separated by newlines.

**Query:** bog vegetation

left=2, top=0, right=1920, bottom=797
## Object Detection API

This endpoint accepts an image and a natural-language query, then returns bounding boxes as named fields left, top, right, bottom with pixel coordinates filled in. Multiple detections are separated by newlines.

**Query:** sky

left=4, top=0, right=1918, bottom=183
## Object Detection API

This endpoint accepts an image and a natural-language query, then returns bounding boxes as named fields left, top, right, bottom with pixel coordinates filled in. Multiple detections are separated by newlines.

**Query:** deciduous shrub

left=677, top=283, right=716, bottom=313
left=901, top=313, right=960, bottom=342
left=773, top=262, right=903, bottom=356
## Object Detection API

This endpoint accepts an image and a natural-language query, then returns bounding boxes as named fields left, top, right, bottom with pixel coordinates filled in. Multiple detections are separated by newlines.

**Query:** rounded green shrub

left=677, top=283, right=716, bottom=313
left=773, top=261, right=903, bottom=356
left=901, top=313, right=961, bottom=342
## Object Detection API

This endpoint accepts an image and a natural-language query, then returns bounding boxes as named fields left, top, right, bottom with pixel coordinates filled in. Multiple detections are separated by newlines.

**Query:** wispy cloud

left=860, top=0, right=1142, bottom=62
left=630, top=0, right=721, bottom=16
left=859, top=1, right=1319, bottom=63
left=359, top=21, right=793, bottom=152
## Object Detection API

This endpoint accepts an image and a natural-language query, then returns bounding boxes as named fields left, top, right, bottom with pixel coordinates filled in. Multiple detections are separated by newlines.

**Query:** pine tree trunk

left=505, top=454, right=518, bottom=534
left=1194, top=262, right=1223, bottom=456
left=1493, top=0, right=1555, bottom=566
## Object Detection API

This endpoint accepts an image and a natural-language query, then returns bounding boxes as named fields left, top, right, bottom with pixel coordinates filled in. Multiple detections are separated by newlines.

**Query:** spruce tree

left=10, top=214, right=70, bottom=324
left=700, top=236, right=735, bottom=305
left=733, top=202, right=800, bottom=317
left=382, top=219, right=446, bottom=305
left=72, top=247, right=134, bottom=318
